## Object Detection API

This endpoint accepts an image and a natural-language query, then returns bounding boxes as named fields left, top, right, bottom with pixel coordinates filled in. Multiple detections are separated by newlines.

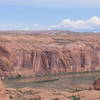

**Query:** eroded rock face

left=0, top=32, right=100, bottom=77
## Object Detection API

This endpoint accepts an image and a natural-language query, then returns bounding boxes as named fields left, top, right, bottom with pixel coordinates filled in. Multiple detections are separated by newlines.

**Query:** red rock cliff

left=0, top=32, right=100, bottom=77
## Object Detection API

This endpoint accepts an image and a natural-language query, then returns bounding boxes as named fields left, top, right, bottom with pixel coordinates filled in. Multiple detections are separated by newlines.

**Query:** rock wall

left=0, top=45, right=100, bottom=77
left=0, top=33, right=100, bottom=77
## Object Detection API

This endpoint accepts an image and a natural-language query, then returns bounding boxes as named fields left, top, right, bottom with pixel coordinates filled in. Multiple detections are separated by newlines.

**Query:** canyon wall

left=0, top=32, right=100, bottom=77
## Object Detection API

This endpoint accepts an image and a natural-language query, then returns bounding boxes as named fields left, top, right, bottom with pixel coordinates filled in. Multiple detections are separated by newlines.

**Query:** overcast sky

left=0, top=0, right=100, bottom=31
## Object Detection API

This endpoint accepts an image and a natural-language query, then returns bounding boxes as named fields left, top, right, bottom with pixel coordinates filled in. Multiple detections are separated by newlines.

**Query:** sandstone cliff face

left=0, top=32, right=100, bottom=77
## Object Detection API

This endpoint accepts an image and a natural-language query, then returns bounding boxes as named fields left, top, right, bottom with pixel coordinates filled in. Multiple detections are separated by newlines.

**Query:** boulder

left=93, top=76, right=100, bottom=90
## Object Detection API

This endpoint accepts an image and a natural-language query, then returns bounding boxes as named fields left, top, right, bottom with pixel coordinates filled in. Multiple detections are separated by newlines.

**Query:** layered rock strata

left=0, top=32, right=100, bottom=77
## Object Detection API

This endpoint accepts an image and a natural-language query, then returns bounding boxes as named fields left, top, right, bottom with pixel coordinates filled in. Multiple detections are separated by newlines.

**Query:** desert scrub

left=33, top=79, right=59, bottom=83
left=69, top=96, right=80, bottom=100
left=72, top=88, right=84, bottom=93
left=6, top=74, right=22, bottom=80
left=52, top=98, right=59, bottom=100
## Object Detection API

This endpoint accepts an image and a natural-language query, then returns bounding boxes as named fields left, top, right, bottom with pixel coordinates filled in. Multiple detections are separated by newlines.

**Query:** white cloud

left=0, top=16, right=100, bottom=32
left=51, top=16, right=100, bottom=31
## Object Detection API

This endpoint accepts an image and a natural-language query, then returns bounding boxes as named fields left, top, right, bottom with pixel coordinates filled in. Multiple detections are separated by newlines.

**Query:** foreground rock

left=93, top=76, right=100, bottom=90
left=5, top=87, right=100, bottom=100
left=0, top=80, right=9, bottom=100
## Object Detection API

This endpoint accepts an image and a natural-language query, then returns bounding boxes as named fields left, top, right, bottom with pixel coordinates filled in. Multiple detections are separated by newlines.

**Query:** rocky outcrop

left=93, top=76, right=100, bottom=90
left=6, top=87, right=100, bottom=100
left=0, top=80, right=9, bottom=100
left=0, top=32, right=100, bottom=77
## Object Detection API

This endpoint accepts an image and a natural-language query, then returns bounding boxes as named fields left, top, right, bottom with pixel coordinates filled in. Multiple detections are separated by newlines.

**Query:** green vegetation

left=54, top=38, right=90, bottom=45
left=69, top=96, right=80, bottom=100
left=54, top=38, right=78, bottom=45
left=72, top=88, right=86, bottom=93
left=34, top=70, right=100, bottom=78
left=5, top=69, right=100, bottom=80
left=7, top=74, right=22, bottom=80
left=3, top=70, right=100, bottom=91
left=33, top=79, right=59, bottom=84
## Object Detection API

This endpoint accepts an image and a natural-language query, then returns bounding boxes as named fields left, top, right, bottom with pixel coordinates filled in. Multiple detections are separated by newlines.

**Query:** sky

left=0, top=0, right=100, bottom=31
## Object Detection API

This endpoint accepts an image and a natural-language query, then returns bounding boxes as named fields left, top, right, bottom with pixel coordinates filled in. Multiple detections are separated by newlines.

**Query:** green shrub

left=70, top=96, right=80, bottom=100
left=16, top=74, right=22, bottom=79
left=33, top=79, right=59, bottom=84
